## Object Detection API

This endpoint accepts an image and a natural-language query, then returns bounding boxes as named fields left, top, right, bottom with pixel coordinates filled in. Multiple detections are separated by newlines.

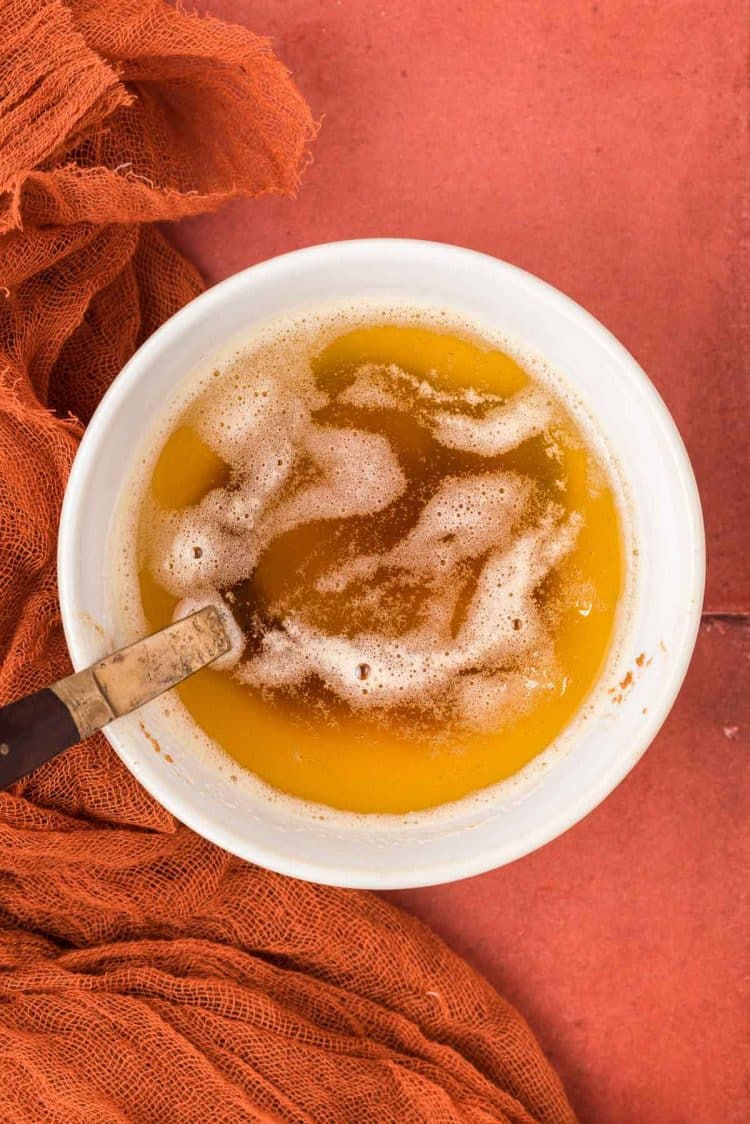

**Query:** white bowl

left=58, top=239, right=704, bottom=888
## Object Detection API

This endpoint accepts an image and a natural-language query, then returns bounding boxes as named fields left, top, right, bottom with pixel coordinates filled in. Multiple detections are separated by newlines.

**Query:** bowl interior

left=58, top=240, right=704, bottom=888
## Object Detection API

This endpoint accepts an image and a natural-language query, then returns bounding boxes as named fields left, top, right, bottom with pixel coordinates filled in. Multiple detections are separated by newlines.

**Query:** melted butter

left=137, top=324, right=622, bottom=813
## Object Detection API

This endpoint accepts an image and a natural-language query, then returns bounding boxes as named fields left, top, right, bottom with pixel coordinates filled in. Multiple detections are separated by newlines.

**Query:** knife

left=0, top=606, right=230, bottom=789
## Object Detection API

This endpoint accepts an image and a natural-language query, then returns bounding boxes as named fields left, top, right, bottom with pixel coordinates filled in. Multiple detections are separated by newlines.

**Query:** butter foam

left=139, top=333, right=583, bottom=735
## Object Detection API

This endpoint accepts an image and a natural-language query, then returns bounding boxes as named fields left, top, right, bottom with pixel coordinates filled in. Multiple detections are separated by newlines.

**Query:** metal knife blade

left=51, top=606, right=231, bottom=739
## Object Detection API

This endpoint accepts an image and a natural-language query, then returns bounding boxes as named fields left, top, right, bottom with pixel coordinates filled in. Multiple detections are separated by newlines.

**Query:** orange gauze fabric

left=0, top=3, right=576, bottom=1121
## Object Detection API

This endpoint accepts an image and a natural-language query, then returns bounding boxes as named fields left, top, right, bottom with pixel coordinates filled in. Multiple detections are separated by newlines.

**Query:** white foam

left=241, top=627, right=308, bottom=686
left=145, top=369, right=406, bottom=604
left=339, top=363, right=505, bottom=414
left=200, top=438, right=295, bottom=533
left=194, top=355, right=325, bottom=462
left=386, top=472, right=531, bottom=574
left=136, top=316, right=586, bottom=733
left=262, top=425, right=406, bottom=539
left=339, top=366, right=401, bottom=410
left=154, top=511, right=257, bottom=598
left=238, top=508, right=581, bottom=713
left=238, top=623, right=459, bottom=706
left=460, top=512, right=581, bottom=659
left=431, top=385, right=552, bottom=456
left=455, top=671, right=528, bottom=732
left=314, top=472, right=530, bottom=598
left=336, top=363, right=548, bottom=458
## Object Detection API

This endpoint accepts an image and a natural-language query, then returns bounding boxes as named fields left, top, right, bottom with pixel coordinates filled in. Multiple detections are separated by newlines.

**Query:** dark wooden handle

left=0, top=688, right=81, bottom=789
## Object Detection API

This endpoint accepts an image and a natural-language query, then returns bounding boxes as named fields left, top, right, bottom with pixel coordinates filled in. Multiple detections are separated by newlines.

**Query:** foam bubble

left=335, top=363, right=547, bottom=458
left=460, top=512, right=581, bottom=659
left=314, top=472, right=530, bottom=598
left=240, top=627, right=308, bottom=686
left=154, top=512, right=256, bottom=598
left=238, top=623, right=457, bottom=707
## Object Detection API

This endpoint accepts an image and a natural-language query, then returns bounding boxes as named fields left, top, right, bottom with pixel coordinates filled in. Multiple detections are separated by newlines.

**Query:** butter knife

left=0, top=606, right=230, bottom=789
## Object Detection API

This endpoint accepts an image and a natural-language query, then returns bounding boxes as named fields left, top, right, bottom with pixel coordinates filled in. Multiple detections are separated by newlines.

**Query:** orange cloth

left=0, top=3, right=575, bottom=1120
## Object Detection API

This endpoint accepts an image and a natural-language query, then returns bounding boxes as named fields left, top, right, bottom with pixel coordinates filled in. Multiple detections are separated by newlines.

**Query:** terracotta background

left=172, top=3, right=749, bottom=1121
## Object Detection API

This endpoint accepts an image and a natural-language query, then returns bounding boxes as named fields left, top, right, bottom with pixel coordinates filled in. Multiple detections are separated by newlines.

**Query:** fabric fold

left=0, top=2, right=575, bottom=1120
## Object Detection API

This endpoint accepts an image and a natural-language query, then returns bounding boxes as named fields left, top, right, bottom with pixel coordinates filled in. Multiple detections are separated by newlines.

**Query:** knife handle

left=0, top=688, right=82, bottom=789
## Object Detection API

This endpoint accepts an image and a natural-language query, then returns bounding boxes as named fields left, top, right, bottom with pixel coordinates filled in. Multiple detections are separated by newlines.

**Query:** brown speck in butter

left=81, top=612, right=106, bottom=643
left=139, top=721, right=161, bottom=754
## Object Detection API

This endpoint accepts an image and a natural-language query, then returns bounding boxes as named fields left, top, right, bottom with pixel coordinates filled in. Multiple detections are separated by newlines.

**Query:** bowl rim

left=58, top=238, right=705, bottom=887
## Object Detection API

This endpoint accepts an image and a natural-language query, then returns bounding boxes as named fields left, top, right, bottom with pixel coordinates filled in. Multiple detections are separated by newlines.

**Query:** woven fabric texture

left=0, top=3, right=575, bottom=1120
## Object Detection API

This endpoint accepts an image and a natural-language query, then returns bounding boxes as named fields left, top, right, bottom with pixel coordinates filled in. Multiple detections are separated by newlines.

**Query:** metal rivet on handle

left=0, top=743, right=9, bottom=756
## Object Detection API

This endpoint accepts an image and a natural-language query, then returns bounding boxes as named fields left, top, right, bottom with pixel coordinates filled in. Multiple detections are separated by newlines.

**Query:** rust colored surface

left=180, top=0, right=748, bottom=613
left=175, top=4, right=749, bottom=1121
left=386, top=620, right=750, bottom=1123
